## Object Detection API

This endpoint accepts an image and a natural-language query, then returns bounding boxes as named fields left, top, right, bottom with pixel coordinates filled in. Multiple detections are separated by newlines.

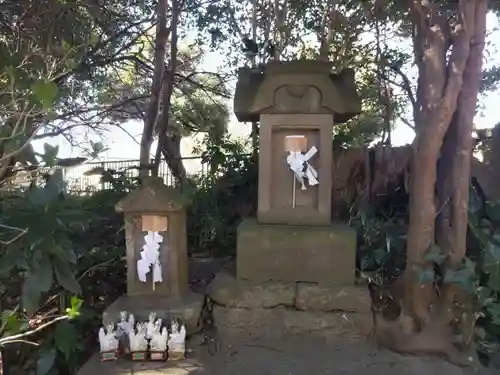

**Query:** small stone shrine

left=233, top=60, right=362, bottom=284
left=102, top=176, right=204, bottom=333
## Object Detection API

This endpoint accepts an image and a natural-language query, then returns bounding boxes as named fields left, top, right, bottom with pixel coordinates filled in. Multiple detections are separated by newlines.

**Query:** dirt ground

left=79, top=331, right=498, bottom=375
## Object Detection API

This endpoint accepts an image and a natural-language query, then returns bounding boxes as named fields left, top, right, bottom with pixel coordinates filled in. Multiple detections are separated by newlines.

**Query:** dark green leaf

left=27, top=186, right=57, bottom=207
left=443, top=259, right=476, bottom=290
left=54, top=321, right=78, bottom=360
left=55, top=157, right=87, bottom=167
left=483, top=239, right=500, bottom=290
left=53, top=258, right=81, bottom=294
left=37, top=348, right=56, bottom=375
left=424, top=244, right=446, bottom=265
left=22, top=273, right=43, bottom=315
left=486, top=201, right=500, bottom=221
left=414, top=266, right=435, bottom=284
left=0, top=249, right=20, bottom=277
left=45, top=169, right=65, bottom=195
left=35, top=256, right=54, bottom=292
left=42, top=143, right=59, bottom=166
left=373, top=247, right=387, bottom=265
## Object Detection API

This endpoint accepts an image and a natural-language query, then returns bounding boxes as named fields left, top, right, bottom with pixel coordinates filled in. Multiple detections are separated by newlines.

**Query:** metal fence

left=3, top=156, right=208, bottom=194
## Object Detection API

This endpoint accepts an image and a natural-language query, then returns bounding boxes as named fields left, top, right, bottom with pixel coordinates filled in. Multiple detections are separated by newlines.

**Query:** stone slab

left=237, top=219, right=356, bottom=283
left=213, top=306, right=371, bottom=339
left=78, top=354, right=203, bottom=375
left=103, top=292, right=204, bottom=334
left=295, top=283, right=371, bottom=313
left=206, top=272, right=295, bottom=308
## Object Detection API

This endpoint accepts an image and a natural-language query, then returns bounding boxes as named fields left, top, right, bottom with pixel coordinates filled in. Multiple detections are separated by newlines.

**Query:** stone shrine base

left=237, top=218, right=356, bottom=284
left=102, top=291, right=205, bottom=334
left=206, top=272, right=371, bottom=339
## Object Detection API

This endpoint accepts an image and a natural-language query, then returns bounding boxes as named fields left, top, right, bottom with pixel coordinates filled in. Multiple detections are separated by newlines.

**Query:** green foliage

left=356, top=179, right=500, bottom=366
left=187, top=135, right=257, bottom=256
left=0, top=166, right=128, bottom=374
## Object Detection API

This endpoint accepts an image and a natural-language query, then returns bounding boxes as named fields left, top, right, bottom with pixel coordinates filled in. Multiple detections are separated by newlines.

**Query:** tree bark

left=435, top=0, right=487, bottom=342
left=160, top=133, right=192, bottom=186
left=365, top=3, right=487, bottom=363
left=154, top=0, right=180, bottom=179
left=405, top=0, right=476, bottom=327
left=138, top=0, right=169, bottom=178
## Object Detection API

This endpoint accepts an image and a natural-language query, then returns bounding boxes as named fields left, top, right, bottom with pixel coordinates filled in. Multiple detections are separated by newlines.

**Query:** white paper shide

left=137, top=231, right=163, bottom=284
left=286, top=136, right=319, bottom=190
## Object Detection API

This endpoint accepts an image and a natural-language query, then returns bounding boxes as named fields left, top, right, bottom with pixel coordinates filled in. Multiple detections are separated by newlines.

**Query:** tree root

left=372, top=315, right=475, bottom=367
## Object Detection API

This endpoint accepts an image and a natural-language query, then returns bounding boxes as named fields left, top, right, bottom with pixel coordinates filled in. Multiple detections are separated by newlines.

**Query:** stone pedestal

left=206, top=272, right=371, bottom=340
left=103, top=177, right=203, bottom=332
left=102, top=293, right=204, bottom=334
left=233, top=60, right=361, bottom=284
left=237, top=218, right=356, bottom=284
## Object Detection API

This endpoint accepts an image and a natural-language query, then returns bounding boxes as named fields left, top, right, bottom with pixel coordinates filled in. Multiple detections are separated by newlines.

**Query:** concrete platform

left=102, top=291, right=205, bottom=334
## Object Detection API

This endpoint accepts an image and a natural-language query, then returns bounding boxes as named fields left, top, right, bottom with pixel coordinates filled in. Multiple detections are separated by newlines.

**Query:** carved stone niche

left=234, top=60, right=361, bottom=226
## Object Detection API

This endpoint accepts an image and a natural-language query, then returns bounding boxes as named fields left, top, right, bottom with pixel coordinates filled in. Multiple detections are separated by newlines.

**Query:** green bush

left=355, top=181, right=500, bottom=366
left=187, top=136, right=257, bottom=256
left=0, top=169, right=129, bottom=375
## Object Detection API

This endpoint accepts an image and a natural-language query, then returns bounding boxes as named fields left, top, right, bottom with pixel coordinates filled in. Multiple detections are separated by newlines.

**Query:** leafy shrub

left=355, top=181, right=500, bottom=366
left=0, top=169, right=130, bottom=375
left=187, top=135, right=257, bottom=256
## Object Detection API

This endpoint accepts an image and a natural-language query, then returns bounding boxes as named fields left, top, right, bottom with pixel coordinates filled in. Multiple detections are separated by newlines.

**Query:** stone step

left=78, top=354, right=203, bottom=375
left=206, top=272, right=371, bottom=313
left=213, top=306, right=371, bottom=340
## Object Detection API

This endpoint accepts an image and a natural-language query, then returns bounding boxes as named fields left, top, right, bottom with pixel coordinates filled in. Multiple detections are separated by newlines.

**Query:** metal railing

left=2, top=156, right=208, bottom=194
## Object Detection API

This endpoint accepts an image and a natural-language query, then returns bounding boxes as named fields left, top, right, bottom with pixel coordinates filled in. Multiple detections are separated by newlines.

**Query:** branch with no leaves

left=0, top=223, right=28, bottom=245
left=0, top=315, right=68, bottom=346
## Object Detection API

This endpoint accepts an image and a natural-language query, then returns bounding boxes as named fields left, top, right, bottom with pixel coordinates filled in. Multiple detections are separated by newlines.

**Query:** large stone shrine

left=233, top=60, right=362, bottom=284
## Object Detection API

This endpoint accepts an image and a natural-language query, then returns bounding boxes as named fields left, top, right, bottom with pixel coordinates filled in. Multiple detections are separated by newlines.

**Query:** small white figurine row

left=98, top=311, right=186, bottom=357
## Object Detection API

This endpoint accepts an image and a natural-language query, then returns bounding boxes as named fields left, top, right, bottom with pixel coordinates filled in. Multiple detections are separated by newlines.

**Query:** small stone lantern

left=115, top=176, right=188, bottom=297
left=103, top=177, right=203, bottom=332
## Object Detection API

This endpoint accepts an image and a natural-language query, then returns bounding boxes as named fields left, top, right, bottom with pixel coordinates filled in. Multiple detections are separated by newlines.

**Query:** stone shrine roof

left=115, top=176, right=188, bottom=213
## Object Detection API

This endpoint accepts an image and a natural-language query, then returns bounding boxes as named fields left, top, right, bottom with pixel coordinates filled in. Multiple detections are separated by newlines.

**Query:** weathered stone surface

left=233, top=60, right=361, bottom=123
left=117, top=177, right=189, bottom=297
left=78, top=331, right=496, bottom=375
left=237, top=219, right=356, bottom=284
left=283, top=310, right=371, bottom=338
left=78, top=354, right=203, bottom=375
left=295, top=283, right=371, bottom=313
left=206, top=272, right=295, bottom=308
left=103, top=292, right=204, bottom=334
left=213, top=306, right=370, bottom=339
left=257, top=114, right=335, bottom=225
left=115, top=176, right=189, bottom=213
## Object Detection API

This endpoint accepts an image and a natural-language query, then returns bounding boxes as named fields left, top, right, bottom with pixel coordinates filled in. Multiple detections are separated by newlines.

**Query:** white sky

left=33, top=13, right=500, bottom=167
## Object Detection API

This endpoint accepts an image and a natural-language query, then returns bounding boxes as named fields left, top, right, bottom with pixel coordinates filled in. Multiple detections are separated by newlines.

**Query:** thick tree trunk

left=160, top=134, right=192, bottom=186
left=435, top=1, right=487, bottom=345
left=373, top=0, right=488, bottom=365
